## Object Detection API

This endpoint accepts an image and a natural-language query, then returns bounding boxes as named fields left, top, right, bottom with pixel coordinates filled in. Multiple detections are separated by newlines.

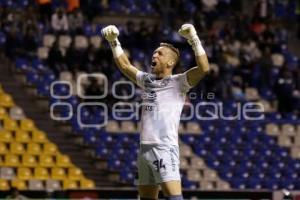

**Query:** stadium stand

left=0, top=84, right=95, bottom=190
left=0, top=0, right=300, bottom=197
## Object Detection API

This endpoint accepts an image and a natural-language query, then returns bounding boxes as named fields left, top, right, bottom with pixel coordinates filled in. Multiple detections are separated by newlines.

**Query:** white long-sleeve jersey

left=136, top=71, right=192, bottom=146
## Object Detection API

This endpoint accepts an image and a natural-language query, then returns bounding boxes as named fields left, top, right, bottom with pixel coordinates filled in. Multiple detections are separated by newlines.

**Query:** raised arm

left=101, top=25, right=138, bottom=84
left=178, top=24, right=210, bottom=87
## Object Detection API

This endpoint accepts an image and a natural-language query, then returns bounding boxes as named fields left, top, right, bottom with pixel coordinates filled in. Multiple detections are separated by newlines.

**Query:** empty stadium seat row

left=180, top=157, right=207, bottom=171
left=266, top=123, right=300, bottom=136
left=105, top=120, right=202, bottom=134
left=277, top=136, right=300, bottom=149
left=0, top=130, right=48, bottom=143
left=0, top=167, right=84, bottom=180
left=0, top=142, right=57, bottom=154
left=38, top=35, right=102, bottom=60
left=0, top=154, right=73, bottom=167
left=0, top=178, right=95, bottom=190
left=43, top=34, right=102, bottom=49
left=0, top=118, right=36, bottom=131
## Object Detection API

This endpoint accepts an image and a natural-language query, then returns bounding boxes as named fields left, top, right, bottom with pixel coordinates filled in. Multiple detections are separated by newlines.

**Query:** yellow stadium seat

left=51, top=167, right=66, bottom=180
left=63, top=179, right=78, bottom=190
left=20, top=119, right=36, bottom=131
left=10, top=142, right=26, bottom=154
left=80, top=179, right=95, bottom=189
left=11, top=179, right=27, bottom=190
left=3, top=118, right=18, bottom=131
left=22, top=154, right=38, bottom=167
left=32, top=130, right=48, bottom=143
left=39, top=155, right=54, bottom=167
left=34, top=167, right=49, bottom=180
left=27, top=142, right=42, bottom=155
left=15, top=130, right=31, bottom=143
left=0, top=94, right=15, bottom=108
left=17, top=167, right=32, bottom=180
left=43, top=143, right=58, bottom=155
left=0, top=107, right=8, bottom=120
left=0, top=142, right=8, bottom=154
left=68, top=167, right=83, bottom=180
left=4, top=154, right=20, bottom=167
left=56, top=154, right=72, bottom=167
left=0, top=130, right=13, bottom=143
left=0, top=179, right=9, bottom=191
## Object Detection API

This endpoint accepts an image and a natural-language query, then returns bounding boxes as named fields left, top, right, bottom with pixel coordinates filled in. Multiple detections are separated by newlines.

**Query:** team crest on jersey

left=143, top=73, right=170, bottom=88
left=142, top=89, right=157, bottom=102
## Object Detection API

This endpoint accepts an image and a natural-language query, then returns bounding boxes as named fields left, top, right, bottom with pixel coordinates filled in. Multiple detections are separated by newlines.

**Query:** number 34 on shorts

left=137, top=144, right=181, bottom=185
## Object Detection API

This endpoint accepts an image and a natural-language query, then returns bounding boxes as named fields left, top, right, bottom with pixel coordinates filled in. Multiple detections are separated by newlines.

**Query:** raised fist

left=178, top=24, right=198, bottom=41
left=101, top=25, right=119, bottom=42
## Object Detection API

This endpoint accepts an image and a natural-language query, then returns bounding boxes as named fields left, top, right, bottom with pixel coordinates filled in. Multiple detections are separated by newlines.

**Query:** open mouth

left=151, top=61, right=157, bottom=68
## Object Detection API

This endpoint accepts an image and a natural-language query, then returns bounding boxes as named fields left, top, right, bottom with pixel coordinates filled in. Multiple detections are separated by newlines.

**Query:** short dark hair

left=159, top=43, right=180, bottom=68
left=160, top=43, right=180, bottom=58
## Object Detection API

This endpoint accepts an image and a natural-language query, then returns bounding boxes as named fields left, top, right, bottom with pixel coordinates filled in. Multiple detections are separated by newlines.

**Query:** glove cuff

left=109, top=38, right=124, bottom=58
left=188, top=36, right=206, bottom=56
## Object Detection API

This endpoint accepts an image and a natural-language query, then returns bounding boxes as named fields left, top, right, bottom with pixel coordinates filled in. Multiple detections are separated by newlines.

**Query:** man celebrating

left=102, top=24, right=209, bottom=200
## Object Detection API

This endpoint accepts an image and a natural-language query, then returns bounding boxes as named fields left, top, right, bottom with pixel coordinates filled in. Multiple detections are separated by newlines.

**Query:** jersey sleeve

left=136, top=70, right=147, bottom=89
left=176, top=72, right=192, bottom=93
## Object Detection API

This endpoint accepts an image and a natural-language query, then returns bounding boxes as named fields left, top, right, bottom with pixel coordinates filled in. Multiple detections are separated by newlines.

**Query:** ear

left=167, top=60, right=175, bottom=69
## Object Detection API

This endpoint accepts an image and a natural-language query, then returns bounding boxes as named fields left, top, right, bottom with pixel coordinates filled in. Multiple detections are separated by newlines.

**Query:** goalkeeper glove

left=178, top=24, right=206, bottom=56
left=101, top=25, right=124, bottom=58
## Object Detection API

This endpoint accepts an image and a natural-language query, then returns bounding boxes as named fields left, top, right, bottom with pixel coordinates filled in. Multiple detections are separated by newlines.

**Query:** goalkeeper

left=102, top=24, right=210, bottom=200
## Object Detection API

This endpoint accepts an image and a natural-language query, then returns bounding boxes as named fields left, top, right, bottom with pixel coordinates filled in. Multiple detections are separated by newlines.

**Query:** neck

left=155, top=71, right=172, bottom=79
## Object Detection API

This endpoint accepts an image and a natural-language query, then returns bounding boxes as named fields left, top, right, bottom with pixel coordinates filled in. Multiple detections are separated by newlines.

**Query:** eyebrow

left=153, top=49, right=163, bottom=55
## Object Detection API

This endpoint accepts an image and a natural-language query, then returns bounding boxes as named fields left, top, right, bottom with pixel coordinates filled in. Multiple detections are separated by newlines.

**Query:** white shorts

left=137, top=144, right=181, bottom=185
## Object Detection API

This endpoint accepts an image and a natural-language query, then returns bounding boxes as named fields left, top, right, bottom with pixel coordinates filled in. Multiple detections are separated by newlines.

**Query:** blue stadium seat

left=94, top=24, right=104, bottom=35
left=70, top=117, right=85, bottom=133
left=98, top=133, right=115, bottom=146
left=107, top=158, right=124, bottom=171
left=95, top=145, right=110, bottom=159
left=111, top=147, right=127, bottom=160
left=262, top=178, right=279, bottom=190
left=16, top=58, right=29, bottom=71
left=109, top=0, right=123, bottom=12
left=83, top=130, right=97, bottom=146
left=231, top=178, right=246, bottom=189
left=116, top=135, right=131, bottom=145
left=41, top=72, right=56, bottom=85
left=36, top=81, right=50, bottom=97
left=52, top=83, right=71, bottom=97
left=181, top=176, right=198, bottom=189
left=260, top=88, right=276, bottom=101
left=84, top=24, right=94, bottom=37
left=246, top=178, right=262, bottom=189
left=120, top=168, right=135, bottom=184
left=32, top=58, right=47, bottom=72
left=26, top=71, right=40, bottom=85
left=125, top=158, right=137, bottom=170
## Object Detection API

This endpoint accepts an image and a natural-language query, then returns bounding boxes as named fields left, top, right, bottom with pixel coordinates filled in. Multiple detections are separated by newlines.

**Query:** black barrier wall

left=0, top=189, right=273, bottom=199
